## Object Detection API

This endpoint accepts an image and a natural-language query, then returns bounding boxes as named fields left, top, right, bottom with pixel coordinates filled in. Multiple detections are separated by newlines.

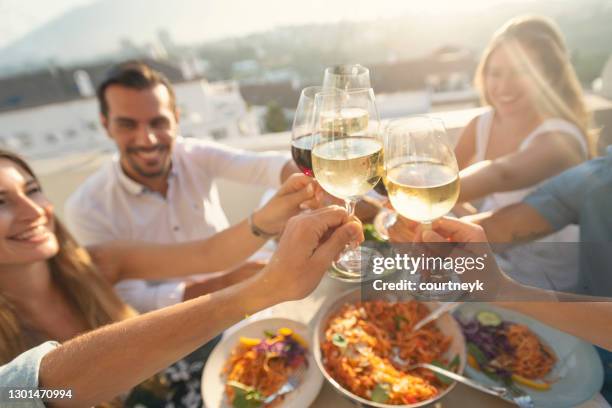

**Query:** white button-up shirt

left=64, top=137, right=290, bottom=311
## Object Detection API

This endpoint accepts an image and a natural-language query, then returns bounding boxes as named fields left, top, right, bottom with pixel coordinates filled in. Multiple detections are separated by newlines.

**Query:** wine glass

left=383, top=116, right=460, bottom=298
left=310, top=88, right=383, bottom=280
left=322, top=64, right=371, bottom=90
left=291, top=86, right=322, bottom=176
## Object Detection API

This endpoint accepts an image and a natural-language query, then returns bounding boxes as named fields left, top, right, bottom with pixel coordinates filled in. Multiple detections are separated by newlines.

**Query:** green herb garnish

left=363, top=224, right=386, bottom=243
left=229, top=382, right=264, bottom=408
left=393, top=315, right=408, bottom=330
left=263, top=330, right=275, bottom=338
left=431, top=360, right=453, bottom=385
left=449, top=354, right=460, bottom=370
left=332, top=333, right=348, bottom=348
left=371, top=384, right=389, bottom=403
left=467, top=342, right=487, bottom=366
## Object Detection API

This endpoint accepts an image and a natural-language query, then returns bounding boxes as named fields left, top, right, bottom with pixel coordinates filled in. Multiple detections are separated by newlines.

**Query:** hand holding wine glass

left=310, top=88, right=383, bottom=279
left=383, top=116, right=461, bottom=298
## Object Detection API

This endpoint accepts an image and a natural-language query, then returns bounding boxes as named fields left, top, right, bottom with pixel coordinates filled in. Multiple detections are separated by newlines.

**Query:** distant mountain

left=0, top=0, right=215, bottom=70
left=0, top=0, right=610, bottom=79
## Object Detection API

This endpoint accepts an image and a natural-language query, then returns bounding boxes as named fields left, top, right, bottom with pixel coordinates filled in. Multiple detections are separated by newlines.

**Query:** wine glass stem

left=344, top=199, right=356, bottom=217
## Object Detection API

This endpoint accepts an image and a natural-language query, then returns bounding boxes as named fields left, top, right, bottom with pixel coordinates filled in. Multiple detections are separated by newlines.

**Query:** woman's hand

left=252, top=173, right=322, bottom=235
left=259, top=206, right=364, bottom=302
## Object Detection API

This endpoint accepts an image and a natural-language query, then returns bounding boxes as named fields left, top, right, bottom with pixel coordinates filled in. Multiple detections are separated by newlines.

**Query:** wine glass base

left=373, top=208, right=397, bottom=241
left=329, top=246, right=388, bottom=283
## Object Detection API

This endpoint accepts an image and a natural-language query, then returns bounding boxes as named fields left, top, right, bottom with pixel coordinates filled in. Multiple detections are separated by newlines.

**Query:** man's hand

left=388, top=216, right=489, bottom=244
left=421, top=217, right=489, bottom=243
left=253, top=173, right=322, bottom=235
left=260, top=206, right=363, bottom=302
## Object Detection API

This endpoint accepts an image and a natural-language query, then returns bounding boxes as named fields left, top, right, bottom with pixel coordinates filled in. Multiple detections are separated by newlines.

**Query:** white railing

left=32, top=95, right=612, bottom=224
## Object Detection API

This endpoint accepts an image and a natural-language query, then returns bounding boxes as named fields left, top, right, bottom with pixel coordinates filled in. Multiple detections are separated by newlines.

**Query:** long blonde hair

left=474, top=15, right=597, bottom=157
left=0, top=150, right=136, bottom=364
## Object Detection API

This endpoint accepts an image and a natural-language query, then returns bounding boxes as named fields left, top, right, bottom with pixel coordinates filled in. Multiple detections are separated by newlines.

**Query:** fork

left=263, top=365, right=306, bottom=404
left=412, top=302, right=460, bottom=332
left=391, top=350, right=534, bottom=408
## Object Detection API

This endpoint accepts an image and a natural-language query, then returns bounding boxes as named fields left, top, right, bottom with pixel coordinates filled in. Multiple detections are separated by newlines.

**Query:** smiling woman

left=0, top=160, right=58, bottom=263
left=436, top=15, right=596, bottom=292
left=0, top=150, right=135, bottom=365
left=0, top=148, right=362, bottom=407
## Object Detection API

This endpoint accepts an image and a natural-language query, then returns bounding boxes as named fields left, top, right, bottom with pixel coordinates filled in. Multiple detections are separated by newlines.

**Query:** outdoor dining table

left=216, top=247, right=609, bottom=408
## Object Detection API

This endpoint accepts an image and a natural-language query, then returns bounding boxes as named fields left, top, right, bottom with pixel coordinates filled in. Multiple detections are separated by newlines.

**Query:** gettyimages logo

left=372, top=253, right=487, bottom=275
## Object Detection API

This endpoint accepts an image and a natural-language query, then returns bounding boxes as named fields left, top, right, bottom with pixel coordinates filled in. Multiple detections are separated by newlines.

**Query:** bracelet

left=248, top=213, right=276, bottom=239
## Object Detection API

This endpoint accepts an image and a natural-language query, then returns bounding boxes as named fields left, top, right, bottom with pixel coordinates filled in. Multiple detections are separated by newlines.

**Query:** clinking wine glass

left=310, top=88, right=383, bottom=280
left=322, top=64, right=371, bottom=91
left=291, top=86, right=322, bottom=176
left=383, top=116, right=460, bottom=298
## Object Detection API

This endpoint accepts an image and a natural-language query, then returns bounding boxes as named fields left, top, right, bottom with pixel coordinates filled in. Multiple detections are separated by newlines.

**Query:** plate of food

left=202, top=318, right=323, bottom=408
left=313, top=288, right=466, bottom=407
left=456, top=303, right=604, bottom=408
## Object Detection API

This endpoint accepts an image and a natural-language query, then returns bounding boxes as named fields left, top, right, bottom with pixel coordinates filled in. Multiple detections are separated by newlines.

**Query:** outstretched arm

left=413, top=217, right=612, bottom=351
left=458, top=131, right=584, bottom=203
left=38, top=207, right=363, bottom=407
left=92, top=174, right=321, bottom=284
left=462, top=202, right=554, bottom=243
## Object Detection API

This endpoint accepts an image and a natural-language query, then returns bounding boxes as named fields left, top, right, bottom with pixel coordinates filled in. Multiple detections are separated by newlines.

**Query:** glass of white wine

left=322, top=64, right=371, bottom=90
left=311, top=88, right=383, bottom=280
left=384, top=116, right=460, bottom=297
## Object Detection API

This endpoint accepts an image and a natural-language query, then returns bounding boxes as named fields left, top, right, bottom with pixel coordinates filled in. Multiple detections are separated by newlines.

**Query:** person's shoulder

left=65, top=160, right=116, bottom=212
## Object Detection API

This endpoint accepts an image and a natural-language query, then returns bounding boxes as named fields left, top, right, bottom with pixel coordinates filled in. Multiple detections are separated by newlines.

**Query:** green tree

left=264, top=101, right=289, bottom=133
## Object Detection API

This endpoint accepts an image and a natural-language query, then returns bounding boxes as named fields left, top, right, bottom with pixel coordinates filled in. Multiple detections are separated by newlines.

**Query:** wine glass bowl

left=291, top=86, right=323, bottom=176
left=384, top=116, right=459, bottom=225
left=322, top=64, right=371, bottom=90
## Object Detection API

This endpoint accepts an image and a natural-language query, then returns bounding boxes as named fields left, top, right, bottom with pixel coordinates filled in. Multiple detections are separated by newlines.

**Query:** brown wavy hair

left=0, top=149, right=136, bottom=364
left=474, top=15, right=597, bottom=157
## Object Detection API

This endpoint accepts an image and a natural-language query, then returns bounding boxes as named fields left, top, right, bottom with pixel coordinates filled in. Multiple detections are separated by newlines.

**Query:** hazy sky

left=0, top=0, right=518, bottom=48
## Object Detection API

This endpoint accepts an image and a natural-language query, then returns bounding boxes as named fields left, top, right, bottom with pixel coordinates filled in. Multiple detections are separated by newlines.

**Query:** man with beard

left=65, top=61, right=301, bottom=312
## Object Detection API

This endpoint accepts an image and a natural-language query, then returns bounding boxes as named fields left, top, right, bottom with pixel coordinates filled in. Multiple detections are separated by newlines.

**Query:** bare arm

left=39, top=207, right=364, bottom=408
left=42, top=276, right=271, bottom=407
left=182, top=261, right=265, bottom=300
left=416, top=217, right=612, bottom=351
left=458, top=131, right=584, bottom=203
left=92, top=174, right=319, bottom=284
left=463, top=202, right=554, bottom=243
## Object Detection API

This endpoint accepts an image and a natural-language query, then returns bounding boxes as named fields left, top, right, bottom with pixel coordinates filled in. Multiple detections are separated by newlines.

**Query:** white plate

left=202, top=317, right=324, bottom=408
left=457, top=303, right=604, bottom=408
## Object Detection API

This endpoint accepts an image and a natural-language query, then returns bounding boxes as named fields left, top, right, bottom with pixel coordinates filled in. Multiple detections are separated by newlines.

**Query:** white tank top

left=475, top=109, right=587, bottom=292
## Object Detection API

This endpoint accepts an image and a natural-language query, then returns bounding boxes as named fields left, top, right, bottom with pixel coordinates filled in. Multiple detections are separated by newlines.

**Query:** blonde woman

left=397, top=16, right=595, bottom=291
left=0, top=150, right=362, bottom=407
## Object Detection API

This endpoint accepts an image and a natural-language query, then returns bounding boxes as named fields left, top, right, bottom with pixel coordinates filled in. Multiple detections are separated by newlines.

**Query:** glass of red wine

left=291, top=86, right=322, bottom=176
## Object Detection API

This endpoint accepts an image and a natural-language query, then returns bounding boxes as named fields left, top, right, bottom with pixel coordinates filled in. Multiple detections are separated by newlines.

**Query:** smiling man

left=65, top=61, right=299, bottom=312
